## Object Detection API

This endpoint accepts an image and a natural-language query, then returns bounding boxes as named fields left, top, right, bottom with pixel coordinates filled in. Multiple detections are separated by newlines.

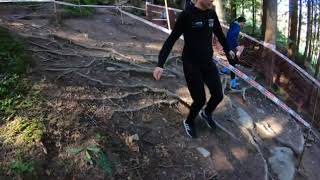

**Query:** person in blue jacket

left=221, top=16, right=246, bottom=90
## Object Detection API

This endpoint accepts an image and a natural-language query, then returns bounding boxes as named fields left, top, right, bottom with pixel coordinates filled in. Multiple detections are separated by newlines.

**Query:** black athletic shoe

left=183, top=120, right=196, bottom=138
left=199, top=110, right=216, bottom=129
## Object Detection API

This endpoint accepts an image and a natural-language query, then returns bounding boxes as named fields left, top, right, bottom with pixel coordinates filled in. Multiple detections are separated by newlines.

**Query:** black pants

left=230, top=55, right=239, bottom=80
left=183, top=61, right=224, bottom=124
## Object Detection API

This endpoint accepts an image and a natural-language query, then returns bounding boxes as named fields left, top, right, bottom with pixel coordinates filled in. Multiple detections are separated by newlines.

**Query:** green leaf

left=86, top=145, right=101, bottom=153
left=84, top=150, right=93, bottom=165
left=96, top=152, right=112, bottom=175
left=66, top=147, right=83, bottom=154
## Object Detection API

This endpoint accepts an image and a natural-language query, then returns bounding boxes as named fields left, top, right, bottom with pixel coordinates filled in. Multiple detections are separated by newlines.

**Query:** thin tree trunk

left=215, top=0, right=225, bottom=21
left=261, top=0, right=267, bottom=40
left=297, top=0, right=302, bottom=49
left=315, top=53, right=320, bottom=78
left=307, top=0, right=314, bottom=62
left=303, top=0, right=311, bottom=59
left=241, top=0, right=244, bottom=16
left=311, top=6, right=319, bottom=64
left=252, top=0, right=256, bottom=35
left=288, top=0, right=298, bottom=61
left=288, top=0, right=298, bottom=43
left=262, top=0, right=277, bottom=45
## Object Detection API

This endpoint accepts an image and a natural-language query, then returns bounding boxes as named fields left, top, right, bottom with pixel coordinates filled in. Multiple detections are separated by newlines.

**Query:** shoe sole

left=183, top=120, right=194, bottom=138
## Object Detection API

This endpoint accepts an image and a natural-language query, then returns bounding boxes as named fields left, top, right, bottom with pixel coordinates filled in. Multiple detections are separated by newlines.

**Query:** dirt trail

left=0, top=4, right=319, bottom=180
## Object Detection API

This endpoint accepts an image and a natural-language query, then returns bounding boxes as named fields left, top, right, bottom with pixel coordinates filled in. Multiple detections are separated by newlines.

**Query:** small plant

left=0, top=27, right=37, bottom=117
left=0, top=75, right=32, bottom=115
left=0, top=116, right=45, bottom=146
left=67, top=144, right=112, bottom=175
left=9, top=151, right=34, bottom=175
left=0, top=27, right=32, bottom=75
left=9, top=159, right=34, bottom=175
left=64, top=0, right=101, bottom=17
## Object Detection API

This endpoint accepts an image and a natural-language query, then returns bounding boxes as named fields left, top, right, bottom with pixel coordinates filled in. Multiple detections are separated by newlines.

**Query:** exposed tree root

left=110, top=99, right=178, bottom=119
left=73, top=71, right=190, bottom=108
left=29, top=48, right=82, bottom=57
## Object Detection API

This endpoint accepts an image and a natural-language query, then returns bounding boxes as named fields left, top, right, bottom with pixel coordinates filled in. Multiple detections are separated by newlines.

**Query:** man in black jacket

left=153, top=0, right=235, bottom=138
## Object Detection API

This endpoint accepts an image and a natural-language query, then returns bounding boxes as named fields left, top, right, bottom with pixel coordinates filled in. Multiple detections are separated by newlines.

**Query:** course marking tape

left=146, top=2, right=182, bottom=12
left=119, top=6, right=311, bottom=129
left=213, top=56, right=311, bottom=128
left=0, top=0, right=53, bottom=2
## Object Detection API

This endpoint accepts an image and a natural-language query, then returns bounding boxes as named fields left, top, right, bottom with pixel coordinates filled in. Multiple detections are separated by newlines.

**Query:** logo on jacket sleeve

left=208, top=19, right=214, bottom=27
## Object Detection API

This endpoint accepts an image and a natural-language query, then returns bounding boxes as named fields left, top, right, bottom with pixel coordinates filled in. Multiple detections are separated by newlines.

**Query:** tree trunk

left=303, top=0, right=311, bottom=59
left=288, top=0, right=298, bottom=43
left=314, top=0, right=320, bottom=78
left=261, top=0, right=266, bottom=40
left=297, top=0, right=302, bottom=49
left=314, top=0, right=320, bottom=58
left=252, top=0, right=256, bottom=35
left=315, top=53, right=320, bottom=78
left=215, top=0, right=225, bottom=22
left=261, top=0, right=277, bottom=45
left=288, top=0, right=298, bottom=61
left=241, top=0, right=244, bottom=16
left=307, top=0, right=314, bottom=62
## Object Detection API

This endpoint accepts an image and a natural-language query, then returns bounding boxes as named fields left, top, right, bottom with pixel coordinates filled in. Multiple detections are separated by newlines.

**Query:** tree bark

left=252, top=0, right=256, bottom=35
left=261, top=0, right=277, bottom=45
left=307, top=0, right=314, bottom=62
left=215, top=0, right=226, bottom=22
left=315, top=53, right=320, bottom=78
left=288, top=0, right=298, bottom=43
left=297, top=0, right=302, bottom=48
left=303, top=0, right=311, bottom=59
left=241, top=0, right=244, bottom=16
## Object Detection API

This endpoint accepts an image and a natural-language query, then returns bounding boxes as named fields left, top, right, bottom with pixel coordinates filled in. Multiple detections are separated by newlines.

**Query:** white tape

left=117, top=7, right=171, bottom=34
left=146, top=2, right=182, bottom=12
left=54, top=1, right=117, bottom=8
left=220, top=23, right=320, bottom=88
left=124, top=5, right=145, bottom=11
left=213, top=56, right=311, bottom=128
left=0, top=0, right=53, bottom=2
left=109, top=7, right=312, bottom=129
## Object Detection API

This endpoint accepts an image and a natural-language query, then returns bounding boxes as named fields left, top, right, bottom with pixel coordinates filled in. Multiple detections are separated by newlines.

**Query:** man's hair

left=237, top=16, right=246, bottom=23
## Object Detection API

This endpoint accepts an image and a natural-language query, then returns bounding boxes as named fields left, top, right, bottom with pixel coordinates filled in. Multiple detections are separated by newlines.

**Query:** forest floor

left=0, top=3, right=320, bottom=180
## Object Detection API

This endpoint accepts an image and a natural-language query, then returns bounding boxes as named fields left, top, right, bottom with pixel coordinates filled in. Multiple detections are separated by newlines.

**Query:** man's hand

left=226, top=50, right=238, bottom=65
left=153, top=67, right=163, bottom=80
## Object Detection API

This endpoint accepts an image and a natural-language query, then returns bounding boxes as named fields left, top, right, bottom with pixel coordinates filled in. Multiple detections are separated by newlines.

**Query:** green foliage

left=0, top=116, right=45, bottom=146
left=9, top=159, right=34, bottom=175
left=276, top=30, right=288, bottom=46
left=0, top=27, right=38, bottom=116
left=66, top=147, right=84, bottom=154
left=241, top=22, right=261, bottom=38
left=0, top=75, right=40, bottom=116
left=0, top=27, right=32, bottom=75
left=9, top=151, right=34, bottom=175
left=64, top=0, right=107, bottom=17
left=95, top=132, right=107, bottom=142
left=67, top=144, right=112, bottom=175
